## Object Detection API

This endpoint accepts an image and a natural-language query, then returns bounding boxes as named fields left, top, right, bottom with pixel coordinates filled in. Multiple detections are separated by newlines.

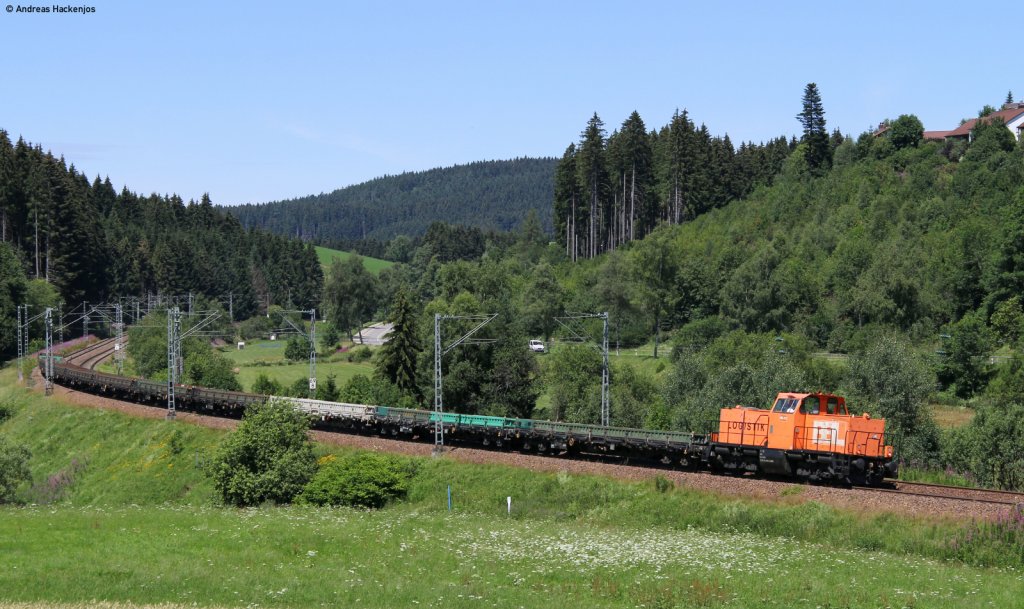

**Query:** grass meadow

left=2, top=366, right=1022, bottom=608
left=314, top=245, right=393, bottom=275
left=215, top=339, right=375, bottom=392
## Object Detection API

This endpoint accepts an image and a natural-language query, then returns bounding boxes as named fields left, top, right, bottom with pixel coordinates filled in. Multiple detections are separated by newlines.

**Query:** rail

left=857, top=480, right=1024, bottom=507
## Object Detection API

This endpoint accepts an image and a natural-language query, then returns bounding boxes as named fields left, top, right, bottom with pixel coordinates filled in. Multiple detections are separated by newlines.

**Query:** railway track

left=863, top=479, right=1024, bottom=507
left=45, top=341, right=1024, bottom=513
left=64, top=338, right=121, bottom=370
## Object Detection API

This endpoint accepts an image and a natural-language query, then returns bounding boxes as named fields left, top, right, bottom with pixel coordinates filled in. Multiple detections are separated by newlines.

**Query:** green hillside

left=322, top=113, right=1022, bottom=489
left=227, top=158, right=557, bottom=241
left=315, top=245, right=393, bottom=274
left=2, top=370, right=1023, bottom=608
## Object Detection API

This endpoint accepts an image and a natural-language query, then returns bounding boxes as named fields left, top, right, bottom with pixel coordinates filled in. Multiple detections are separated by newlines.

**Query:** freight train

left=48, top=358, right=898, bottom=486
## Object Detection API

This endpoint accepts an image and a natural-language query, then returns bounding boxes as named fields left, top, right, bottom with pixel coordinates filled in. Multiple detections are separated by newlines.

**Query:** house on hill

left=923, top=103, right=1024, bottom=142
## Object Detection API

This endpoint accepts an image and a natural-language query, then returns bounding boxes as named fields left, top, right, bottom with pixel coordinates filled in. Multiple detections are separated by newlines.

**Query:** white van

left=528, top=339, right=546, bottom=353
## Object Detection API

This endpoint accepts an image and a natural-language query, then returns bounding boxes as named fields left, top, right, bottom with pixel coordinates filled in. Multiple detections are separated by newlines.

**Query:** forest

left=0, top=130, right=322, bottom=359
left=228, top=158, right=557, bottom=245
left=554, top=110, right=794, bottom=260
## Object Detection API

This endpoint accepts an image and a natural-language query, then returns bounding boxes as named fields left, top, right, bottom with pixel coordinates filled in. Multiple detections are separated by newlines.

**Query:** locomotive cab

left=714, top=392, right=896, bottom=485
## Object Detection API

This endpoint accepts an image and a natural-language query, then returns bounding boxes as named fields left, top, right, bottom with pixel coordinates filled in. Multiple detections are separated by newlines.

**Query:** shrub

left=284, top=336, right=309, bottom=362
left=0, top=396, right=17, bottom=423
left=298, top=452, right=412, bottom=508
left=28, top=456, right=87, bottom=504
left=347, top=346, right=373, bottom=363
left=0, top=435, right=31, bottom=503
left=942, top=400, right=1024, bottom=490
left=184, top=348, right=241, bottom=391
left=339, top=374, right=406, bottom=406
left=251, top=373, right=283, bottom=396
left=238, top=315, right=274, bottom=341
left=207, top=400, right=316, bottom=506
left=319, top=323, right=340, bottom=351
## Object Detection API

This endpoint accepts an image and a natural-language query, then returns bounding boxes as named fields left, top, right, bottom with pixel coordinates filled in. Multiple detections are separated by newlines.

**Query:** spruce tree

left=654, top=109, right=695, bottom=224
left=575, top=113, right=609, bottom=259
left=797, top=83, right=831, bottom=173
left=375, top=288, right=423, bottom=402
left=616, top=111, right=654, bottom=242
left=553, top=143, right=579, bottom=260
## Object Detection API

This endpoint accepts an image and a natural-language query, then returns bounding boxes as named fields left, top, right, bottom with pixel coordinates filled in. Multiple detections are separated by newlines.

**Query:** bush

left=942, top=400, right=1024, bottom=490
left=207, top=400, right=316, bottom=506
left=251, top=373, right=283, bottom=396
left=0, top=435, right=31, bottom=503
left=284, top=336, right=309, bottom=362
left=319, top=323, right=340, bottom=351
left=347, top=346, right=373, bottom=363
left=314, top=374, right=339, bottom=402
left=238, top=315, right=274, bottom=341
left=0, top=396, right=17, bottom=423
left=670, top=317, right=733, bottom=361
left=184, top=348, right=241, bottom=391
left=298, top=452, right=412, bottom=508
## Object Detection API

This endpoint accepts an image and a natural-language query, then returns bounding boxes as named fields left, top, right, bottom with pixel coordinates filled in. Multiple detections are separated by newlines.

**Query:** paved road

left=353, top=322, right=393, bottom=346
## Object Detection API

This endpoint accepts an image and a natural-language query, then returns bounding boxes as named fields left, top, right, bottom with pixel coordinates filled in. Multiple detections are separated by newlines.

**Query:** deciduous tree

left=208, top=400, right=316, bottom=506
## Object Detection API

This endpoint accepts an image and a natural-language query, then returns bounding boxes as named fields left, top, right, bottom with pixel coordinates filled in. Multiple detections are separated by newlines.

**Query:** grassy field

left=2, top=366, right=1024, bottom=608
left=315, top=245, right=393, bottom=275
left=3, top=503, right=1021, bottom=609
left=215, top=339, right=375, bottom=392
left=0, top=375, right=217, bottom=506
left=929, top=403, right=975, bottom=428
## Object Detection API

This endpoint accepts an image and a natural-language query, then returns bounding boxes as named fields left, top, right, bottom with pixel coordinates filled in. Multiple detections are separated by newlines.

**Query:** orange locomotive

left=710, top=392, right=896, bottom=485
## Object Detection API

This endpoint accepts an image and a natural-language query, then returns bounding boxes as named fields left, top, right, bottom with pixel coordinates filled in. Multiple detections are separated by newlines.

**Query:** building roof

left=923, top=130, right=953, bottom=141
left=945, top=108, right=1024, bottom=138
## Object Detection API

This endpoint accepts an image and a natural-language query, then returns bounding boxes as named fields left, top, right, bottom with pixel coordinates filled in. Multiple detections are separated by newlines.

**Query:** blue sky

left=1, top=1, right=1016, bottom=205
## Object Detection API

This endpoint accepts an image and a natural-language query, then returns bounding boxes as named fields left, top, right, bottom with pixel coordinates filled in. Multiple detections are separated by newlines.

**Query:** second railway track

left=883, top=480, right=1024, bottom=506
left=64, top=338, right=121, bottom=370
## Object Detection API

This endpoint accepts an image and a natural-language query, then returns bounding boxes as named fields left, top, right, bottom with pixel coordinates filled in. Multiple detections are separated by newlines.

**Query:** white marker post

left=507, top=496, right=511, bottom=515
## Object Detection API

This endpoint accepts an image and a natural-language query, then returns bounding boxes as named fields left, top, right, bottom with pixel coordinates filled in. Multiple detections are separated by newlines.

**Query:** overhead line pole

left=166, top=307, right=180, bottom=419
left=555, top=312, right=611, bottom=426
left=16, top=304, right=24, bottom=382
left=275, top=309, right=317, bottom=397
left=433, top=313, right=497, bottom=452
left=44, top=307, right=54, bottom=396
left=114, top=303, right=125, bottom=375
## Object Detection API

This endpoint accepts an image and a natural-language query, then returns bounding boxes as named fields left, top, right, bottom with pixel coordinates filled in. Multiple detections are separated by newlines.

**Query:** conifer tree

left=575, top=113, right=609, bottom=259
left=553, top=144, right=579, bottom=260
left=614, top=111, right=654, bottom=243
left=375, top=288, right=423, bottom=402
left=655, top=109, right=694, bottom=224
left=797, top=82, right=831, bottom=173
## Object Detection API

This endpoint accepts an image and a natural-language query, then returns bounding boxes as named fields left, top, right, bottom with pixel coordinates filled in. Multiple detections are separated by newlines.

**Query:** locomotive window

left=800, top=397, right=820, bottom=415
left=826, top=398, right=838, bottom=414
left=773, top=398, right=798, bottom=413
